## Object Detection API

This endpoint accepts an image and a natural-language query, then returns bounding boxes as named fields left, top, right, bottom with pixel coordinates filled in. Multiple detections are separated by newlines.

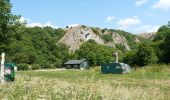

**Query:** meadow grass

left=0, top=65, right=170, bottom=100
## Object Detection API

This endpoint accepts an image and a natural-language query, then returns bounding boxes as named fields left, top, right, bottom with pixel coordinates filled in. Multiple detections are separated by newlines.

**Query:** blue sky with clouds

left=11, top=0, right=170, bottom=34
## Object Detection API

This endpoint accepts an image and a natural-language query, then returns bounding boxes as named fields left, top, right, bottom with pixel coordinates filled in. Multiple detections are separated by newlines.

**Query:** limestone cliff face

left=104, top=31, right=130, bottom=51
left=59, top=26, right=140, bottom=52
left=58, top=26, right=104, bottom=52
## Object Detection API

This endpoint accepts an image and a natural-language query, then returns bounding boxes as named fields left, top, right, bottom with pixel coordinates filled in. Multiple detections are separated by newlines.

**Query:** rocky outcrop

left=58, top=26, right=141, bottom=52
left=58, top=26, right=104, bottom=52
left=112, top=32, right=130, bottom=51
left=104, top=31, right=130, bottom=51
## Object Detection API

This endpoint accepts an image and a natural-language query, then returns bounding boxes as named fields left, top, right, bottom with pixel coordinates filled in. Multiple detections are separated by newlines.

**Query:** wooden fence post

left=0, top=53, right=5, bottom=83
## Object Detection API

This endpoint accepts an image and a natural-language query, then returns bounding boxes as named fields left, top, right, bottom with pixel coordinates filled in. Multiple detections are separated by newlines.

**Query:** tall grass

left=0, top=75, right=167, bottom=99
left=0, top=65, right=170, bottom=100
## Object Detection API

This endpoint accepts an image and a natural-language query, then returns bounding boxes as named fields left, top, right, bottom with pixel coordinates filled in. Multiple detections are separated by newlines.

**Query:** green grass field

left=0, top=65, right=170, bottom=100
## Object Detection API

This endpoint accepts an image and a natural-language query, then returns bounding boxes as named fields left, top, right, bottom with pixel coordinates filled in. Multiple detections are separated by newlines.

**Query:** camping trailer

left=101, top=51, right=131, bottom=74
left=101, top=62, right=131, bottom=74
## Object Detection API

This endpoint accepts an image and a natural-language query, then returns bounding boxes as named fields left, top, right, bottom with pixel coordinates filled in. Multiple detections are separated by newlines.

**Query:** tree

left=75, top=40, right=115, bottom=66
left=152, top=25, right=170, bottom=64
left=123, top=50, right=138, bottom=67
left=159, top=31, right=170, bottom=63
left=0, top=0, right=22, bottom=52
left=136, top=44, right=158, bottom=66
left=123, top=43, right=158, bottom=67
left=153, top=26, right=170, bottom=41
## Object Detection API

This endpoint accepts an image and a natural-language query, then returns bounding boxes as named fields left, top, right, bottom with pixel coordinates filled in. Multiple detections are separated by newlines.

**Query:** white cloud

left=136, top=0, right=148, bottom=6
left=27, top=22, right=58, bottom=28
left=153, top=0, right=170, bottom=10
left=117, top=16, right=141, bottom=29
left=19, top=17, right=30, bottom=23
left=105, top=16, right=115, bottom=22
left=147, top=25, right=160, bottom=32
left=68, top=24, right=80, bottom=28
left=134, top=25, right=160, bottom=33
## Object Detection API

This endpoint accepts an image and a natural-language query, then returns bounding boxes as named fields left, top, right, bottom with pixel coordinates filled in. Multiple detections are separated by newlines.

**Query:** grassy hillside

left=0, top=65, right=170, bottom=99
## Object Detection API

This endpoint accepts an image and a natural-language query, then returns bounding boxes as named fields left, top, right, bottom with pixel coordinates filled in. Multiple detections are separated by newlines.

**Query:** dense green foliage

left=123, top=25, right=170, bottom=67
left=102, top=34, right=113, bottom=42
left=136, top=44, right=158, bottom=66
left=17, top=63, right=29, bottom=71
left=153, top=26, right=170, bottom=63
left=0, top=0, right=70, bottom=69
left=75, top=40, right=115, bottom=66
left=7, top=27, right=68, bottom=68
left=153, top=25, right=170, bottom=41
left=0, top=0, right=22, bottom=53
left=123, top=43, right=158, bottom=67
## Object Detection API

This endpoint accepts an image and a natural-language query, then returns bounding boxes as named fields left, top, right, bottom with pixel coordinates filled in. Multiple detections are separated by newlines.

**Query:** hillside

left=58, top=25, right=143, bottom=52
left=137, top=32, right=156, bottom=40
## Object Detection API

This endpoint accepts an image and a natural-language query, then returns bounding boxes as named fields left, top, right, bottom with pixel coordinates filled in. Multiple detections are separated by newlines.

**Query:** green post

left=4, top=63, right=15, bottom=82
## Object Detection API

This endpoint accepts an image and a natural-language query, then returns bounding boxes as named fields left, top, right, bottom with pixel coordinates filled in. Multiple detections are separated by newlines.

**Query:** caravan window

left=116, top=66, right=121, bottom=69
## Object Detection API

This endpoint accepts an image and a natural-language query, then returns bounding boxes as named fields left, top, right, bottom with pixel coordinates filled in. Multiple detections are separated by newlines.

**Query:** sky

left=11, top=0, right=170, bottom=34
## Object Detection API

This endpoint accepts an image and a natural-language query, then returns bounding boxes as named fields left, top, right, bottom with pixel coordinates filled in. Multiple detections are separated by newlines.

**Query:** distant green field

left=18, top=65, right=170, bottom=80
left=1, top=65, right=170, bottom=100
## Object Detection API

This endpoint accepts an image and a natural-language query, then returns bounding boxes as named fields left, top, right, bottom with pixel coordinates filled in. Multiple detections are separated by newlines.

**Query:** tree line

left=123, top=25, right=170, bottom=67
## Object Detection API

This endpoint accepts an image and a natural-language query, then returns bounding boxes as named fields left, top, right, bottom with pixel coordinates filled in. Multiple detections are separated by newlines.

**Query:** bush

left=17, top=63, right=29, bottom=71
left=115, top=44, right=125, bottom=52
left=32, top=64, right=40, bottom=70
left=91, top=27, right=101, bottom=36
left=137, top=44, right=158, bottom=66
left=54, top=59, right=62, bottom=68
left=123, top=44, right=158, bottom=67
left=40, top=62, right=55, bottom=69
left=123, top=51, right=138, bottom=67
left=102, top=34, right=113, bottom=42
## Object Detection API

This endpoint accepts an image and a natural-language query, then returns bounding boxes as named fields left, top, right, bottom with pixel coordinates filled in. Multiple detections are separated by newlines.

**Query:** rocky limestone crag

left=104, top=31, right=130, bottom=51
left=58, top=26, right=141, bottom=52
left=58, top=26, right=104, bottom=52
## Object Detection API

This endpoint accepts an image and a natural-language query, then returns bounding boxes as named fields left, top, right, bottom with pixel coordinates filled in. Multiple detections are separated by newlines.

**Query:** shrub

left=115, top=44, right=125, bottom=52
left=91, top=27, right=101, bottom=36
left=123, top=51, right=138, bottom=67
left=102, top=34, right=113, bottom=42
left=17, top=63, right=29, bottom=71
left=54, top=59, right=62, bottom=68
left=123, top=44, right=158, bottom=67
left=41, top=62, right=55, bottom=69
left=32, top=64, right=40, bottom=70
left=137, top=44, right=158, bottom=66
